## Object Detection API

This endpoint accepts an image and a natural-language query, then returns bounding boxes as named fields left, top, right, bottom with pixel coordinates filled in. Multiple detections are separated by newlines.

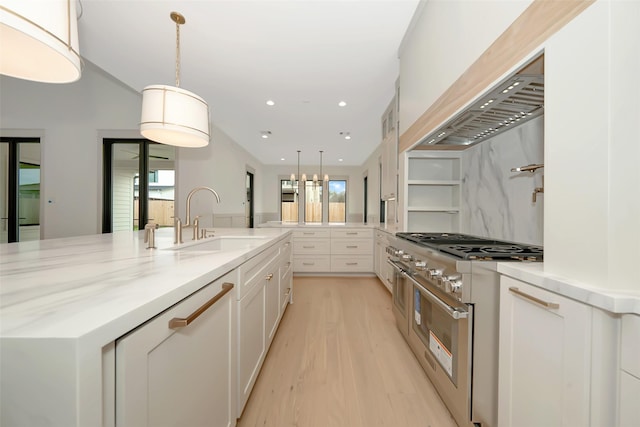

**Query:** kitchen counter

left=498, top=262, right=640, bottom=315
left=1, top=227, right=291, bottom=426
left=0, top=227, right=290, bottom=340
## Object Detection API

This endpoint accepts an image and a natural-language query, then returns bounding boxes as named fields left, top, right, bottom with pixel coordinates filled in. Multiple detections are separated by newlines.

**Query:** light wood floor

left=236, top=276, right=458, bottom=427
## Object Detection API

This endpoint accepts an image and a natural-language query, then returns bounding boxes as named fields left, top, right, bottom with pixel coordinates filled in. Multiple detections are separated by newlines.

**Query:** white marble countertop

left=0, top=227, right=291, bottom=340
left=258, top=221, right=378, bottom=228
left=498, top=263, right=640, bottom=315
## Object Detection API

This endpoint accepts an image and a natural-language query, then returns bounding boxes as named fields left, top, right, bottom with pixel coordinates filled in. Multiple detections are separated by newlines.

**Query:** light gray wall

left=0, top=61, right=141, bottom=238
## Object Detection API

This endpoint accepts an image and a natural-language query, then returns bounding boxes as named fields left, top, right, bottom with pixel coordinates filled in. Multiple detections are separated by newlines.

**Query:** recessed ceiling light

left=339, top=158, right=344, bottom=162
left=338, top=101, right=347, bottom=107
left=266, top=100, right=275, bottom=106
left=280, top=157, right=285, bottom=161
left=260, top=130, right=272, bottom=139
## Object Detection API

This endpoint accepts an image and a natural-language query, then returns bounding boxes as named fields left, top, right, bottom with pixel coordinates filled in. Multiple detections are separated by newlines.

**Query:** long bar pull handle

left=169, top=283, right=234, bottom=329
left=404, top=273, right=468, bottom=319
left=509, top=287, right=559, bottom=309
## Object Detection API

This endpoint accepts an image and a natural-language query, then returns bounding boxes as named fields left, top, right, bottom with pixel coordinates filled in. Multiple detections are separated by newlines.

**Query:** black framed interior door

left=103, top=139, right=175, bottom=233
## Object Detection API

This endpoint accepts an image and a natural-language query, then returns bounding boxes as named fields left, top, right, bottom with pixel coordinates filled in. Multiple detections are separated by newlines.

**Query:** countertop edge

left=497, top=263, right=640, bottom=315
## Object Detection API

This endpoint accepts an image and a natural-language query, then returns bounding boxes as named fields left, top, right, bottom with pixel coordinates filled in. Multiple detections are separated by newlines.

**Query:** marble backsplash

left=460, top=116, right=544, bottom=245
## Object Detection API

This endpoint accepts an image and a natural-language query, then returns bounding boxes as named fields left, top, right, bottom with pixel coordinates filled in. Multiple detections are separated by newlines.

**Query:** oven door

left=406, top=273, right=472, bottom=427
left=388, top=259, right=410, bottom=339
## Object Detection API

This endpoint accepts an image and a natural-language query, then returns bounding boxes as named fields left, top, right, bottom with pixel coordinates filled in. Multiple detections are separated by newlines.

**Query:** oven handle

left=387, top=258, right=404, bottom=273
left=403, top=272, right=469, bottom=320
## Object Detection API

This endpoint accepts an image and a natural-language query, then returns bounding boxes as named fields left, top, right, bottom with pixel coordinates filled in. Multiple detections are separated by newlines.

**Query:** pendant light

left=314, top=150, right=328, bottom=184
left=140, top=12, right=210, bottom=148
left=0, top=0, right=82, bottom=83
left=291, top=150, right=301, bottom=183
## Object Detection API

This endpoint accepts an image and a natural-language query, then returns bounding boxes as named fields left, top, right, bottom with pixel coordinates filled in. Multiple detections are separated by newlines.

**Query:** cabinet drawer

left=621, top=314, right=640, bottom=378
left=293, top=239, right=330, bottom=254
left=331, top=238, right=373, bottom=255
left=330, top=228, right=373, bottom=239
left=330, top=255, right=373, bottom=272
left=294, top=255, right=331, bottom=272
left=293, top=229, right=330, bottom=238
left=239, top=244, right=279, bottom=299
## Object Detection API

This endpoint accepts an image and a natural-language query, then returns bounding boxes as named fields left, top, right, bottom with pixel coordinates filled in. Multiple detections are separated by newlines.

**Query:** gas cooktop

left=395, top=232, right=543, bottom=261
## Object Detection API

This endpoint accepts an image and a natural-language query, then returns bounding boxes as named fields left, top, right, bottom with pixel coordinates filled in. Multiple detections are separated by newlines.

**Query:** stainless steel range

left=387, top=232, right=543, bottom=427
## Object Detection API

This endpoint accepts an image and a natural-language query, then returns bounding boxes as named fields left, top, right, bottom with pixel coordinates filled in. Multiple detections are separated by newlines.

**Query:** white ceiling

left=78, top=0, right=419, bottom=167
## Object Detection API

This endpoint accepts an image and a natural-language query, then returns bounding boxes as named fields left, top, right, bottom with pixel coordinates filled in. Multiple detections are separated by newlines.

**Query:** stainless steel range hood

left=417, top=56, right=544, bottom=148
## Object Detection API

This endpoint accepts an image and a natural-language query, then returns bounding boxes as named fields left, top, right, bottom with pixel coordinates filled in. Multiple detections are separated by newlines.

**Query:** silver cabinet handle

left=509, top=287, right=559, bottom=309
left=346, top=245, right=358, bottom=249
left=302, top=245, right=315, bottom=249
left=266, top=273, right=274, bottom=281
left=346, top=232, right=358, bottom=235
left=346, top=262, right=358, bottom=266
left=302, top=262, right=314, bottom=266
left=169, top=283, right=234, bottom=329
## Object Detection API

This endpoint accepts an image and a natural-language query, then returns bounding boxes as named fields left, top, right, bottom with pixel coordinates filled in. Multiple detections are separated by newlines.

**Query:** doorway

left=246, top=171, right=254, bottom=228
left=103, top=139, right=175, bottom=233
left=0, top=137, right=41, bottom=243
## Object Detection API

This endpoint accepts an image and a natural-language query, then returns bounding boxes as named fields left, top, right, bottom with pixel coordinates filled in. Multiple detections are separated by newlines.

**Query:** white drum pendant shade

left=140, top=84, right=210, bottom=148
left=0, top=0, right=81, bottom=83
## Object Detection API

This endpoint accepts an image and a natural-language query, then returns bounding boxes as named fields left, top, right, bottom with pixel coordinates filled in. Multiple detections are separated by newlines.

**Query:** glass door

left=103, top=139, right=175, bottom=233
left=1, top=137, right=41, bottom=243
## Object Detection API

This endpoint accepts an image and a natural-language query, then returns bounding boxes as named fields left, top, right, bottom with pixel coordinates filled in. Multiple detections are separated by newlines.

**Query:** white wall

left=0, top=61, right=142, bottom=238
left=398, top=0, right=532, bottom=136
left=544, top=0, right=640, bottom=292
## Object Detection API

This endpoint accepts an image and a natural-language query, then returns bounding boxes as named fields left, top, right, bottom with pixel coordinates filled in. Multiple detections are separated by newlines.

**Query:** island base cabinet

left=115, top=270, right=237, bottom=427
left=498, top=276, right=592, bottom=427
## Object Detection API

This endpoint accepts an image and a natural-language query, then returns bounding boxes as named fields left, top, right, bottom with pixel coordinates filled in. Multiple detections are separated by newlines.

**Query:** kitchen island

left=0, top=227, right=292, bottom=426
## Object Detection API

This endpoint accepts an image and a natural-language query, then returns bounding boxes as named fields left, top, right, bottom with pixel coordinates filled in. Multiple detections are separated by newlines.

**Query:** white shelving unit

left=402, top=150, right=461, bottom=232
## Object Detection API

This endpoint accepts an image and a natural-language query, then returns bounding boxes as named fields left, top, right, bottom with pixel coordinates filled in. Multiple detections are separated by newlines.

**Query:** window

left=280, top=179, right=298, bottom=222
left=304, top=181, right=322, bottom=223
left=329, top=180, right=346, bottom=223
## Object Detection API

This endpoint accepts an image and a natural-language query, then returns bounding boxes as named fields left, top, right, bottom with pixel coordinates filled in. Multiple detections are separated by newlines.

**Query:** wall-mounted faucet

left=510, top=163, right=544, bottom=173
left=174, top=186, right=221, bottom=244
left=511, top=164, right=544, bottom=203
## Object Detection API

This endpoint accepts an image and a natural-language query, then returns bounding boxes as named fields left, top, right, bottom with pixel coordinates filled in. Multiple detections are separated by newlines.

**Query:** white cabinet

left=291, top=227, right=374, bottom=274
left=115, top=270, right=237, bottom=427
left=374, top=230, right=394, bottom=292
left=402, top=151, right=461, bottom=232
left=498, top=276, right=592, bottom=427
left=619, top=314, right=640, bottom=427
left=236, top=240, right=286, bottom=416
left=292, top=228, right=331, bottom=272
left=381, top=93, right=398, bottom=200
left=330, top=228, right=373, bottom=273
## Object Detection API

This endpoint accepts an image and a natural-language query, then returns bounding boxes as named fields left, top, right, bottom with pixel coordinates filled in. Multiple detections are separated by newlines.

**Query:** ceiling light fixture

left=260, top=130, right=271, bottom=139
left=0, top=0, right=82, bottom=83
left=266, top=100, right=275, bottom=106
left=338, top=101, right=347, bottom=107
left=140, top=11, right=210, bottom=148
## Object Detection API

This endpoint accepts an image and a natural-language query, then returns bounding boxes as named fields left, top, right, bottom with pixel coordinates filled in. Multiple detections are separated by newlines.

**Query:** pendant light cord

left=175, top=19, right=181, bottom=87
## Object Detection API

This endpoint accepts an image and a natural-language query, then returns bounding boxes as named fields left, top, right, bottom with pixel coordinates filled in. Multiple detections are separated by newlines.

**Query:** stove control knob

left=443, top=275, right=462, bottom=293
left=414, top=260, right=427, bottom=271
left=401, top=253, right=413, bottom=262
left=427, top=268, right=443, bottom=279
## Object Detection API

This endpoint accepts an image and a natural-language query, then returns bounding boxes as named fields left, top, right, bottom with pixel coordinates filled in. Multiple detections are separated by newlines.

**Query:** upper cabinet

left=380, top=87, right=399, bottom=201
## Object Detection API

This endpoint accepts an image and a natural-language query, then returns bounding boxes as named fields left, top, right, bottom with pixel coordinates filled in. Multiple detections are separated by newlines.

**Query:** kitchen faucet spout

left=185, top=186, right=221, bottom=227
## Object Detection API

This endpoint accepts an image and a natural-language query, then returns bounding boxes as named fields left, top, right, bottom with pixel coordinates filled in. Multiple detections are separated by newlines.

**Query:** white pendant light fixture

left=0, top=0, right=82, bottom=83
left=291, top=150, right=301, bottom=183
left=140, top=11, right=210, bottom=148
